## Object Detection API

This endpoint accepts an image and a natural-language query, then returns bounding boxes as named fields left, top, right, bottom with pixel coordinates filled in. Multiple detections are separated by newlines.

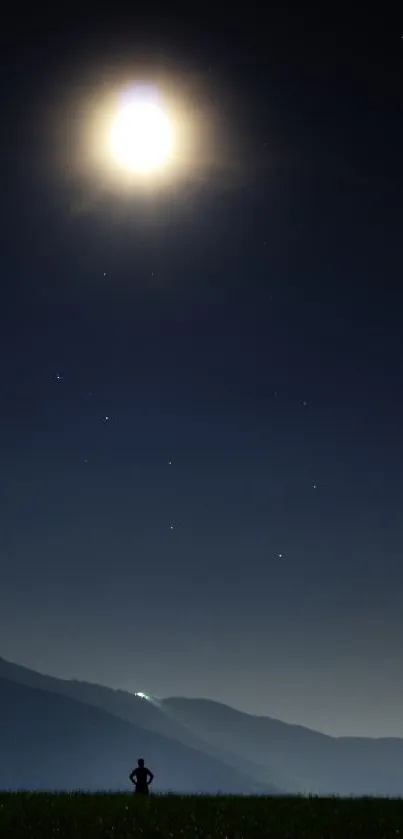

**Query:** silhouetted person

left=129, top=758, right=154, bottom=794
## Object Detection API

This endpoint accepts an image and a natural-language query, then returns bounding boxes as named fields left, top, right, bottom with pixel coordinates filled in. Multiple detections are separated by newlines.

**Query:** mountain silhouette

left=162, top=697, right=403, bottom=796
left=0, top=676, right=266, bottom=793
left=0, top=655, right=281, bottom=792
left=1, top=655, right=403, bottom=795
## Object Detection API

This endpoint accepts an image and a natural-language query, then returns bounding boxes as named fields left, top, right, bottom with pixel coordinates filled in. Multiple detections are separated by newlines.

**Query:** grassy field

left=0, top=792, right=402, bottom=838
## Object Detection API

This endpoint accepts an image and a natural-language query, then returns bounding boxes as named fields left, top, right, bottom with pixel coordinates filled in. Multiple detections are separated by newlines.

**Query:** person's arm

left=129, top=769, right=136, bottom=784
left=147, top=770, right=154, bottom=785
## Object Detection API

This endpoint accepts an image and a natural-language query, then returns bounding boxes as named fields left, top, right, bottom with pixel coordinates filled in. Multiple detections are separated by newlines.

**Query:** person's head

left=138, top=758, right=144, bottom=767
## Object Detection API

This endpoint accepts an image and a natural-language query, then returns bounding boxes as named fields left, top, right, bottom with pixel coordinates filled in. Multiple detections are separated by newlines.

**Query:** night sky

left=1, top=6, right=403, bottom=738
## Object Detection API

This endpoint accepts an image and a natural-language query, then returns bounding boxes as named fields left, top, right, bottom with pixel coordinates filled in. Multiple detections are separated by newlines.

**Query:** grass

left=0, top=792, right=402, bottom=838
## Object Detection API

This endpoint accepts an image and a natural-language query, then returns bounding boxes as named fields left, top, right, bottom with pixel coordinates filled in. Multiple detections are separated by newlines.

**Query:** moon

left=110, top=97, right=174, bottom=174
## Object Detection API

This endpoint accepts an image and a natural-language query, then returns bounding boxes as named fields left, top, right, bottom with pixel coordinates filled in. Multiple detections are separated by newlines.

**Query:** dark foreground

left=0, top=792, right=402, bottom=838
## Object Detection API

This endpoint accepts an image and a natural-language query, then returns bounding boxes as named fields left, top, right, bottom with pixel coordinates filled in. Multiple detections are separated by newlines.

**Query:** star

left=277, top=553, right=283, bottom=559
left=302, top=400, right=308, bottom=407
left=54, top=374, right=63, bottom=381
left=170, top=525, right=175, bottom=530
left=168, top=461, right=172, bottom=465
left=312, top=483, right=317, bottom=490
left=101, top=416, right=110, bottom=422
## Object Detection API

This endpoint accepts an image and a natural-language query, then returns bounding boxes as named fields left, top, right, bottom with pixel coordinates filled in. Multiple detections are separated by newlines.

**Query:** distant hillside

left=2, top=655, right=403, bottom=796
left=0, top=677, right=266, bottom=793
left=0, top=656, right=280, bottom=793
left=162, top=697, right=403, bottom=796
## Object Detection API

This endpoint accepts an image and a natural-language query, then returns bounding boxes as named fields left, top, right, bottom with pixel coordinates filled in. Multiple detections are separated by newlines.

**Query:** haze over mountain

left=1, top=656, right=403, bottom=795
left=0, top=676, right=267, bottom=793
left=162, top=698, right=403, bottom=797
left=0, top=656, right=277, bottom=793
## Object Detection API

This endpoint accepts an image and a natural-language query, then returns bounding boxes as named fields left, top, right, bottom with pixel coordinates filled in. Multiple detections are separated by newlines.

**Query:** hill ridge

left=2, top=654, right=403, bottom=795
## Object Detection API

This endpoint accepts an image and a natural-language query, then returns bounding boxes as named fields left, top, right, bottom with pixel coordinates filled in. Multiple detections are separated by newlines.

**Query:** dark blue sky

left=1, top=5, right=403, bottom=737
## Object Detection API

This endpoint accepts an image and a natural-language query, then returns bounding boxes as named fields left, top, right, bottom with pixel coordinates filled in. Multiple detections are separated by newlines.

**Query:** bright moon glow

left=135, top=692, right=149, bottom=700
left=110, top=100, right=174, bottom=173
